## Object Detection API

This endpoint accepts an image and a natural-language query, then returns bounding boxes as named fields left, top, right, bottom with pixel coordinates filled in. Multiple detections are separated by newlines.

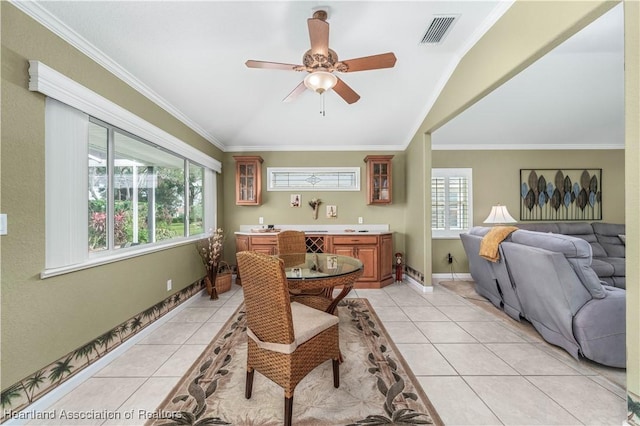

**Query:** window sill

left=432, top=233, right=465, bottom=240
left=40, top=236, right=204, bottom=279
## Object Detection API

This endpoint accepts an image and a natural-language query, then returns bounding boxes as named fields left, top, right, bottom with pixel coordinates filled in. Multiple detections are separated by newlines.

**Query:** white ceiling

left=17, top=1, right=623, bottom=152
left=433, top=3, right=624, bottom=150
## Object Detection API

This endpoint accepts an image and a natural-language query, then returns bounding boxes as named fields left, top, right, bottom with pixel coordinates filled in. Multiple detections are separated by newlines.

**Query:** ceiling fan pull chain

left=320, top=92, right=326, bottom=117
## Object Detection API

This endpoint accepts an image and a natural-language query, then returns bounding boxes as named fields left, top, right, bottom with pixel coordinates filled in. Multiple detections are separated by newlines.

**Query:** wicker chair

left=236, top=251, right=340, bottom=426
left=276, top=230, right=333, bottom=311
left=276, top=230, right=307, bottom=255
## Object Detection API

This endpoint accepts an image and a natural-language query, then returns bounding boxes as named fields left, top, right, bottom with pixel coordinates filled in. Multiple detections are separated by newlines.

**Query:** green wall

left=221, top=151, right=407, bottom=265
left=403, top=134, right=430, bottom=283
left=431, top=149, right=626, bottom=273
left=624, top=0, right=639, bottom=407
left=1, top=3, right=223, bottom=386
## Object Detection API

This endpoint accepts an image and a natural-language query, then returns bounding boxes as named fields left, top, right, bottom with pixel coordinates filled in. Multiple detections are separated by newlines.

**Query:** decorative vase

left=313, top=205, right=319, bottom=220
left=205, top=268, right=219, bottom=300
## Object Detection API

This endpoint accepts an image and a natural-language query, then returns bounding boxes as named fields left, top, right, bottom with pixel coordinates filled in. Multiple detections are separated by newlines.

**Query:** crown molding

left=225, top=144, right=407, bottom=153
left=11, top=0, right=226, bottom=152
left=431, top=143, right=624, bottom=150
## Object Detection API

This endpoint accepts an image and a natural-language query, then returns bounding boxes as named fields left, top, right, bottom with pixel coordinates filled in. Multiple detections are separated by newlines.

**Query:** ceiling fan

left=245, top=10, right=397, bottom=105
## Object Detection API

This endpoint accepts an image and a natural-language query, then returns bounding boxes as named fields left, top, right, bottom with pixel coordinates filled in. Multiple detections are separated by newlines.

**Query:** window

left=88, top=120, right=206, bottom=253
left=431, top=168, right=473, bottom=238
left=267, top=167, right=360, bottom=191
left=33, top=61, right=221, bottom=277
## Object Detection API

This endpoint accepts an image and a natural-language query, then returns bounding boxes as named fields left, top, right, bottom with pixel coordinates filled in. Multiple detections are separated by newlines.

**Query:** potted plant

left=196, top=228, right=224, bottom=299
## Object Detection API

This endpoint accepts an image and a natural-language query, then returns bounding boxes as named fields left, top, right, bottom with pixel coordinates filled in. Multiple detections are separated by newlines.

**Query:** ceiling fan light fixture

left=304, top=71, right=337, bottom=94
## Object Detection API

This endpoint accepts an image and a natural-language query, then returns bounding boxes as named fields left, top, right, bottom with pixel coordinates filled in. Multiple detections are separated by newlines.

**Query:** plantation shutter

left=431, top=169, right=473, bottom=238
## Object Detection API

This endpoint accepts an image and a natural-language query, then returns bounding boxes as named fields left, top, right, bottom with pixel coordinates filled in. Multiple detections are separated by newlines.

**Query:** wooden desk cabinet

left=328, top=234, right=393, bottom=288
left=235, top=232, right=394, bottom=288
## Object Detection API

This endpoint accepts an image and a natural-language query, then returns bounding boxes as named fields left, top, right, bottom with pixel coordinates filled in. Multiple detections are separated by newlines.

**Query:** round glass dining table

left=276, top=253, right=363, bottom=314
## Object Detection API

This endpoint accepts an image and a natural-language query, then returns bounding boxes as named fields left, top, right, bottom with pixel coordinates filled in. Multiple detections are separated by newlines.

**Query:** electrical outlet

left=166, top=279, right=172, bottom=291
left=358, top=217, right=363, bottom=224
left=258, top=217, right=264, bottom=225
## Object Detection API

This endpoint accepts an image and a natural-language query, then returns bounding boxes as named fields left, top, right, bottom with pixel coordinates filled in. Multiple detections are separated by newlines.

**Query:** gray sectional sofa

left=515, top=222, right=625, bottom=288
left=460, top=223, right=626, bottom=368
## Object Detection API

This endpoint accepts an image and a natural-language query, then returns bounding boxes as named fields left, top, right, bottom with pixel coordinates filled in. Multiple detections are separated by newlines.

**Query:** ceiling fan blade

left=307, top=18, right=329, bottom=56
left=340, top=52, right=397, bottom=72
left=333, top=78, right=360, bottom=104
left=283, top=81, right=306, bottom=103
left=245, top=60, right=300, bottom=70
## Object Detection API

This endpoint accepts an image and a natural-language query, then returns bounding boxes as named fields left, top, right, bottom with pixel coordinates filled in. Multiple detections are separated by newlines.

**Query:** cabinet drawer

left=332, top=235, right=378, bottom=245
left=250, top=235, right=277, bottom=245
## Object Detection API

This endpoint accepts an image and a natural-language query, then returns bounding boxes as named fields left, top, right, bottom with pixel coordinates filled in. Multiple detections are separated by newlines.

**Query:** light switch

left=0, top=214, right=7, bottom=235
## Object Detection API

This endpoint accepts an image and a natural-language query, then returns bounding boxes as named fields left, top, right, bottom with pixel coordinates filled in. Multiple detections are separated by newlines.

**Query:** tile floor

left=22, top=280, right=627, bottom=426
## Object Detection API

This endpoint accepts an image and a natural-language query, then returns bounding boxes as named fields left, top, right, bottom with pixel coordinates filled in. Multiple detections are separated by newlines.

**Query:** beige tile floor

left=23, top=280, right=627, bottom=426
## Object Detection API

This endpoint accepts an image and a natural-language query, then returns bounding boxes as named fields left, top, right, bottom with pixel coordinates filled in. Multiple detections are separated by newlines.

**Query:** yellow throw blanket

left=479, top=226, right=519, bottom=262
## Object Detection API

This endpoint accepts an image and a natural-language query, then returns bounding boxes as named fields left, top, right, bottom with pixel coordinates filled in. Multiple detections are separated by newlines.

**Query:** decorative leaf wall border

left=520, top=168, right=602, bottom=221
left=0, top=279, right=207, bottom=422
left=629, top=391, right=640, bottom=426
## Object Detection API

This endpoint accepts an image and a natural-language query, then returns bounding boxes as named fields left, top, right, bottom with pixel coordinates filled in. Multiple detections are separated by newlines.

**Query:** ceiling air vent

left=420, top=15, right=458, bottom=44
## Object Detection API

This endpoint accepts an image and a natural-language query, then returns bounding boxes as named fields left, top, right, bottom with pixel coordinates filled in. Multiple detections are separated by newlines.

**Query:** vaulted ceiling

left=15, top=1, right=623, bottom=152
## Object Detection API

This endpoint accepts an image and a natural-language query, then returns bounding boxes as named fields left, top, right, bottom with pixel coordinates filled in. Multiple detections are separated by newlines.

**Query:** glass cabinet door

left=234, top=156, right=263, bottom=205
left=365, top=155, right=393, bottom=205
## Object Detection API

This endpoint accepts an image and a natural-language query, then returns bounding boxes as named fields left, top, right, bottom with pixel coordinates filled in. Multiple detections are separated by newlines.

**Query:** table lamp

left=483, top=204, right=517, bottom=225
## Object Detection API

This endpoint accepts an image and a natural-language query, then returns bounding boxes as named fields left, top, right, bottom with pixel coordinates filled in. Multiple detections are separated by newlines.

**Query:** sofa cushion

left=592, top=222, right=626, bottom=258
left=603, top=257, right=625, bottom=276
left=590, top=258, right=614, bottom=278
left=511, top=230, right=606, bottom=299
left=468, top=226, right=491, bottom=237
left=516, top=223, right=560, bottom=233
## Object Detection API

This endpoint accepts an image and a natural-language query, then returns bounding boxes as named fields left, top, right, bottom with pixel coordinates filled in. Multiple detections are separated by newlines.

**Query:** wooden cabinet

left=248, top=235, right=278, bottom=255
left=364, top=155, right=393, bottom=205
left=235, top=232, right=393, bottom=288
left=236, top=235, right=249, bottom=252
left=329, top=234, right=393, bottom=288
left=379, top=234, right=393, bottom=280
left=234, top=156, right=263, bottom=205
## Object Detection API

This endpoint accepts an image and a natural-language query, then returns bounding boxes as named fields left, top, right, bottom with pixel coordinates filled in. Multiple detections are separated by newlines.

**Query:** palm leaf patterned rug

left=146, top=298, right=443, bottom=426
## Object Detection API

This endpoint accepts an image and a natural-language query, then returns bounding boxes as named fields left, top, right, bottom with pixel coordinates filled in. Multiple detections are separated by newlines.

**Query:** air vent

left=420, top=15, right=458, bottom=44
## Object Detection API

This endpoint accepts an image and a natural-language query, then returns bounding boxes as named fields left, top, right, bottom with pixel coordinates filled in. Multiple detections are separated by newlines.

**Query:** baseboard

left=3, top=291, right=204, bottom=426
left=405, top=274, right=434, bottom=293
left=431, top=273, right=472, bottom=285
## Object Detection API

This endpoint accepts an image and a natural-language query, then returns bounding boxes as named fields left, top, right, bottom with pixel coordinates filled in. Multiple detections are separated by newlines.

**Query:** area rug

left=147, top=298, right=443, bottom=425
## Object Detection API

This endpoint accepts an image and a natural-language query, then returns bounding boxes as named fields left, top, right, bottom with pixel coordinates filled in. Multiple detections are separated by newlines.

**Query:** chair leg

left=284, top=395, right=293, bottom=426
left=333, top=358, right=340, bottom=388
left=245, top=368, right=254, bottom=399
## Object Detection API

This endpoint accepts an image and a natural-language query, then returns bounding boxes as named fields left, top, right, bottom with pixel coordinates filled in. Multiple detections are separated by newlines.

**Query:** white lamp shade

left=304, top=71, right=338, bottom=94
left=483, top=205, right=517, bottom=224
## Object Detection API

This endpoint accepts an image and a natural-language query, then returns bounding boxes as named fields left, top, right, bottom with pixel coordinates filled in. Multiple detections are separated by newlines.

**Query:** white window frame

left=31, top=61, right=221, bottom=278
left=431, top=168, right=473, bottom=239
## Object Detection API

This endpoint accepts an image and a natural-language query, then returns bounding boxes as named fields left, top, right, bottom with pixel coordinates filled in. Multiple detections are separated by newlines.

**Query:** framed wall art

left=520, top=168, right=602, bottom=221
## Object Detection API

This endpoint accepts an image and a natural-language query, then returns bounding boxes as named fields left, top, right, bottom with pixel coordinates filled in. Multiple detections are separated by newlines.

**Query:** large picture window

left=34, top=61, right=221, bottom=277
left=88, top=121, right=206, bottom=253
left=431, top=168, right=473, bottom=238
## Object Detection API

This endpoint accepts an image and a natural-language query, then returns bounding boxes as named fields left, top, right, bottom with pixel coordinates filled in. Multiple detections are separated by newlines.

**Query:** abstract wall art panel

left=520, top=169, right=602, bottom=221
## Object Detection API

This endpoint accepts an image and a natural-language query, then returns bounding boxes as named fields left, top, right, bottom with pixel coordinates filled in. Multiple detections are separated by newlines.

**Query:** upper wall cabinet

left=364, top=155, right=393, bottom=205
left=234, top=155, right=263, bottom=205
